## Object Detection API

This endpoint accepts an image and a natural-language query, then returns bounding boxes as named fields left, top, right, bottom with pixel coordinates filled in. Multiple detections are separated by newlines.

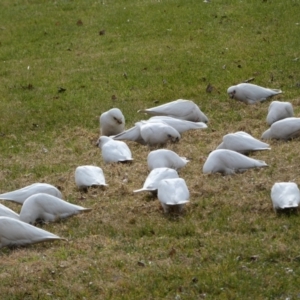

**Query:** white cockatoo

left=138, top=99, right=208, bottom=123
left=0, top=183, right=62, bottom=205
left=113, top=117, right=206, bottom=145
left=96, top=136, right=133, bottom=163
left=157, top=178, right=190, bottom=213
left=266, top=101, right=294, bottom=126
left=203, top=149, right=267, bottom=175
left=75, top=165, right=107, bottom=189
left=0, top=216, right=65, bottom=248
left=261, top=117, right=300, bottom=140
left=19, top=193, right=92, bottom=224
left=133, top=168, right=179, bottom=193
left=216, top=131, right=270, bottom=154
left=227, top=83, right=282, bottom=104
left=147, top=149, right=189, bottom=171
left=99, top=108, right=125, bottom=136
left=271, top=182, right=300, bottom=211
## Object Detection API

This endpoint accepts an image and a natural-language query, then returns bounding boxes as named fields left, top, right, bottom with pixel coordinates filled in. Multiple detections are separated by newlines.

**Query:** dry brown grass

left=2, top=95, right=300, bottom=298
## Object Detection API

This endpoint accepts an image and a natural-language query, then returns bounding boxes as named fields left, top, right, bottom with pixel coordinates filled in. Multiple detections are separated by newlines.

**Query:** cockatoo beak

left=170, top=136, right=180, bottom=143
left=229, top=91, right=235, bottom=99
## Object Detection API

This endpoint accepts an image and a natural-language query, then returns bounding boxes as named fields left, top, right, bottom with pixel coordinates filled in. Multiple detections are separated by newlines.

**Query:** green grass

left=1, top=0, right=300, bottom=298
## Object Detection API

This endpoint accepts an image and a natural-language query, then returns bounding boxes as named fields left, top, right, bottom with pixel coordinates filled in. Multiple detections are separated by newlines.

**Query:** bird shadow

left=275, top=207, right=299, bottom=216
left=162, top=207, right=187, bottom=220
left=78, top=185, right=107, bottom=195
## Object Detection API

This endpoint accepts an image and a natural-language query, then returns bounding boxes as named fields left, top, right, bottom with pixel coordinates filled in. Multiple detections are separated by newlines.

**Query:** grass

left=1, top=0, right=300, bottom=298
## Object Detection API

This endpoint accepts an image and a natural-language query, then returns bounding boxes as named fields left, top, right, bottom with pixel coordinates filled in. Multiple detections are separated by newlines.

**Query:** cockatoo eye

left=230, top=90, right=235, bottom=99
left=114, top=117, right=122, bottom=124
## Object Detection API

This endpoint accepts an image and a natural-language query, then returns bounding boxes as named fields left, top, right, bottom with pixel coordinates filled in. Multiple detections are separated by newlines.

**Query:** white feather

left=203, top=149, right=268, bottom=175
left=0, top=216, right=65, bottom=248
left=148, top=116, right=208, bottom=132
left=138, top=99, right=208, bottom=122
left=0, top=204, right=20, bottom=220
left=271, top=182, right=300, bottom=211
left=114, top=121, right=181, bottom=146
left=157, top=178, right=190, bottom=213
left=133, top=168, right=179, bottom=193
left=75, top=165, right=107, bottom=188
left=227, top=83, right=282, bottom=104
left=97, top=136, right=133, bottom=163
left=266, top=101, right=294, bottom=126
left=147, top=149, right=189, bottom=171
left=216, top=131, right=270, bottom=154
left=113, top=117, right=206, bottom=145
left=99, top=108, right=125, bottom=136
left=0, top=183, right=62, bottom=205
left=19, top=193, right=92, bottom=224
left=261, top=117, right=300, bottom=140
left=113, top=125, right=146, bottom=145
left=137, top=121, right=181, bottom=146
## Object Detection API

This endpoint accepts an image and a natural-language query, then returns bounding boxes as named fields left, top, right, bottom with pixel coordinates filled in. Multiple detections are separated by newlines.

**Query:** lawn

left=1, top=0, right=300, bottom=299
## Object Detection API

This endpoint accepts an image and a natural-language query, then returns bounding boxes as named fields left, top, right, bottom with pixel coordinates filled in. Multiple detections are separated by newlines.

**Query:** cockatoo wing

left=20, top=193, right=92, bottom=224
left=203, top=149, right=267, bottom=175
left=228, top=83, right=282, bottom=104
left=266, top=101, right=294, bottom=125
left=112, top=125, right=146, bottom=145
left=219, top=132, right=270, bottom=153
left=242, top=84, right=281, bottom=102
left=0, top=216, right=66, bottom=248
left=148, top=116, right=207, bottom=133
left=133, top=168, right=179, bottom=193
left=102, top=140, right=133, bottom=163
left=271, top=182, right=300, bottom=210
left=157, top=178, right=190, bottom=205
left=139, top=122, right=181, bottom=145
left=262, top=118, right=300, bottom=140
left=75, top=166, right=107, bottom=188
left=147, top=149, right=189, bottom=171
left=0, top=183, right=62, bottom=204
left=138, top=99, right=208, bottom=122
left=0, top=204, right=19, bottom=220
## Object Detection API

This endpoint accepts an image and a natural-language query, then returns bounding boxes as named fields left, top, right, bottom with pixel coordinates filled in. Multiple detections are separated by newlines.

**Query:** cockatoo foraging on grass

left=157, top=178, right=190, bottom=213
left=147, top=149, right=189, bottom=171
left=216, top=131, right=270, bottom=154
left=75, top=165, right=107, bottom=189
left=138, top=99, right=208, bottom=123
left=271, top=182, right=300, bottom=212
left=266, top=101, right=294, bottom=126
left=227, top=83, right=282, bottom=104
left=0, top=216, right=66, bottom=248
left=19, top=193, right=92, bottom=225
left=133, top=168, right=179, bottom=194
left=261, top=117, right=300, bottom=140
left=202, top=149, right=267, bottom=175
left=113, top=117, right=206, bottom=146
left=97, top=136, right=133, bottom=163
left=0, top=183, right=62, bottom=205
